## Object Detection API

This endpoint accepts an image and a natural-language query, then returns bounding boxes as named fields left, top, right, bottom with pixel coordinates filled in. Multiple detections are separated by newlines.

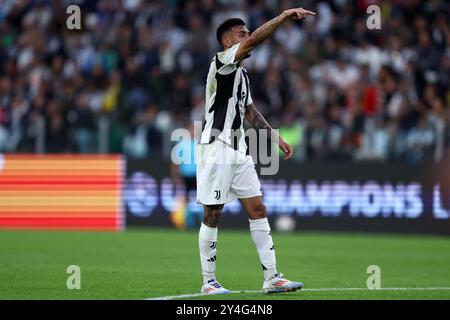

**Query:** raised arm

left=245, top=103, right=293, bottom=160
left=235, top=7, right=316, bottom=62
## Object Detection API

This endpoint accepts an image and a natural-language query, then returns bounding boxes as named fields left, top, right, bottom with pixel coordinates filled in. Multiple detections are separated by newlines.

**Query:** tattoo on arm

left=248, top=13, right=287, bottom=48
left=245, top=103, right=276, bottom=139
left=236, top=12, right=287, bottom=61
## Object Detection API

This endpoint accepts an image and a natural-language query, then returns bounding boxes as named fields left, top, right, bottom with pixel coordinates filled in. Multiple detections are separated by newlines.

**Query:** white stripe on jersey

left=200, top=43, right=253, bottom=154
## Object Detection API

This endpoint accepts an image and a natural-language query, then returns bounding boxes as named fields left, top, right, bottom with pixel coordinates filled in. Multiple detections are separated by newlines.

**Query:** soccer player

left=196, top=7, right=316, bottom=294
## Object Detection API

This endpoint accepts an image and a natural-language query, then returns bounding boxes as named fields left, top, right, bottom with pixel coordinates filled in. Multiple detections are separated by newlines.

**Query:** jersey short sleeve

left=216, top=43, right=240, bottom=75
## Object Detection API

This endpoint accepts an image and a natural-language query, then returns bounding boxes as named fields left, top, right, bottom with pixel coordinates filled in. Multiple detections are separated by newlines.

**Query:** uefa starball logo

left=170, top=121, right=281, bottom=176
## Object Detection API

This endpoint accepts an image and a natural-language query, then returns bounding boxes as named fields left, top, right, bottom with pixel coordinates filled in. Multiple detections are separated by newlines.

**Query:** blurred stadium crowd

left=0, top=0, right=449, bottom=164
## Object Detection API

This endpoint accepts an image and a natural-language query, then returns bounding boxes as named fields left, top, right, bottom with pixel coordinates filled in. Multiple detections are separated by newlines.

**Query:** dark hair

left=216, top=18, right=246, bottom=46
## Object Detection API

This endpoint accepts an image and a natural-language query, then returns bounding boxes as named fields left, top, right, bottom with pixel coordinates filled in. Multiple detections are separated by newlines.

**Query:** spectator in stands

left=0, top=0, right=447, bottom=165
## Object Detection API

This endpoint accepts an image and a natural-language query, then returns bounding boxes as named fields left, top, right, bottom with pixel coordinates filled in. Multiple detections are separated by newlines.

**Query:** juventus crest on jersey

left=200, top=43, right=253, bottom=153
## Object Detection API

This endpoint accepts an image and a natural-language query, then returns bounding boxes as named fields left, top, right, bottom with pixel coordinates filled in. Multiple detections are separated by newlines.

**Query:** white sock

left=199, top=223, right=218, bottom=284
left=249, top=218, right=277, bottom=281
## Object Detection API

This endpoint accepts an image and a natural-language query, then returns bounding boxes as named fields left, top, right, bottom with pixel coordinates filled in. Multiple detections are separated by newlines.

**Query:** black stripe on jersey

left=208, top=68, right=237, bottom=143
left=242, top=69, right=251, bottom=155
left=215, top=54, right=224, bottom=70
left=231, top=73, right=243, bottom=150
left=242, top=69, right=250, bottom=107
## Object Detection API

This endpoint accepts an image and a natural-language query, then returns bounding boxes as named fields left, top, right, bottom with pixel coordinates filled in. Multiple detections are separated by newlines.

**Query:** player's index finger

left=304, top=10, right=316, bottom=16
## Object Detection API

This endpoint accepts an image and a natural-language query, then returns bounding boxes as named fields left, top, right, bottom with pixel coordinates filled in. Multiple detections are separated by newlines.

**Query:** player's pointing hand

left=283, top=8, right=317, bottom=21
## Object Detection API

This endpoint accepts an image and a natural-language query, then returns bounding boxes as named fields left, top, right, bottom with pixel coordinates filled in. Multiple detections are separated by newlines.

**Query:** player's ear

left=222, top=32, right=232, bottom=49
left=222, top=36, right=229, bottom=48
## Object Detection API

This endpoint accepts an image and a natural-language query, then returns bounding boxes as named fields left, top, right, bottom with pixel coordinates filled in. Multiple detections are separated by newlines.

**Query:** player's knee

left=252, top=203, right=267, bottom=219
left=210, top=208, right=222, bottom=220
left=203, top=205, right=222, bottom=227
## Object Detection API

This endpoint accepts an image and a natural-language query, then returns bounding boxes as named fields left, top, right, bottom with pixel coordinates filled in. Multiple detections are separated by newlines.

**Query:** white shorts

left=196, top=140, right=262, bottom=205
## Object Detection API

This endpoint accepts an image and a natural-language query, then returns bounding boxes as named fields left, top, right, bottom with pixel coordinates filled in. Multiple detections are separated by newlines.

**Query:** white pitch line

left=146, top=287, right=450, bottom=300
left=146, top=291, right=261, bottom=300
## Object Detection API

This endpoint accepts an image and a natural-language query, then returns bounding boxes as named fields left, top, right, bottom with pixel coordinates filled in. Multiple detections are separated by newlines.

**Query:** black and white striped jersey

left=199, top=43, right=253, bottom=153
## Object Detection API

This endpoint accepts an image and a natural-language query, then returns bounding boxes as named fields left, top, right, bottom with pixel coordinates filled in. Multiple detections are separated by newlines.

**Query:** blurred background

left=0, top=0, right=449, bottom=163
left=0, top=0, right=449, bottom=234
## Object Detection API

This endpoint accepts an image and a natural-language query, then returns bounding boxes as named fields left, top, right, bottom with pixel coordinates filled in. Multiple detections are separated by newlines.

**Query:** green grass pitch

left=1, top=228, right=450, bottom=300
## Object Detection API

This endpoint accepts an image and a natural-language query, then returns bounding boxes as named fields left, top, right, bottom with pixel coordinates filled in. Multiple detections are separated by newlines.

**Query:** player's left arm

left=245, top=103, right=293, bottom=160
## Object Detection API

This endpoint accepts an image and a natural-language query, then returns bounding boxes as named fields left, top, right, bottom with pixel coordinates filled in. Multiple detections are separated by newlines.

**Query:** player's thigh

left=197, top=162, right=234, bottom=204
left=228, top=156, right=262, bottom=203
left=197, top=142, right=234, bottom=205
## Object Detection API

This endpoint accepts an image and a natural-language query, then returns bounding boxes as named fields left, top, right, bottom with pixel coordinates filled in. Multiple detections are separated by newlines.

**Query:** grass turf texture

left=1, top=228, right=450, bottom=300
